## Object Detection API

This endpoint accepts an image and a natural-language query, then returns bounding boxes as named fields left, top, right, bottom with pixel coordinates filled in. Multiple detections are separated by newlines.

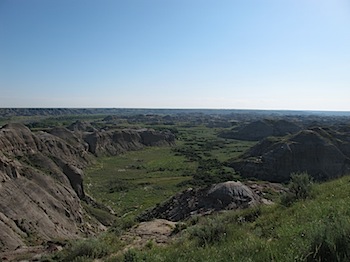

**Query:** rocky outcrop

left=121, top=219, right=177, bottom=249
left=83, top=128, right=175, bottom=156
left=67, top=120, right=97, bottom=133
left=0, top=124, right=95, bottom=251
left=138, top=181, right=261, bottom=222
left=229, top=127, right=350, bottom=182
left=0, top=123, right=175, bottom=251
left=139, top=129, right=175, bottom=146
left=219, top=119, right=302, bottom=141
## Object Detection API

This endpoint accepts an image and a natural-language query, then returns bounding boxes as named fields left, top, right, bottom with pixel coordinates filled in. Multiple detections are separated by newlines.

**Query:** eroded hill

left=229, top=127, right=350, bottom=182
left=219, top=119, right=302, bottom=141
left=0, top=122, right=174, bottom=251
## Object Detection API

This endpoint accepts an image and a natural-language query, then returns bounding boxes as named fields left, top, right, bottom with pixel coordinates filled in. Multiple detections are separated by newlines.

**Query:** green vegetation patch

left=85, top=146, right=195, bottom=218
left=113, top=175, right=350, bottom=261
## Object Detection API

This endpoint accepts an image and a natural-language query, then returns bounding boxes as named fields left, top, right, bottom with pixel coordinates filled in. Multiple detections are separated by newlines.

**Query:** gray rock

left=0, top=123, right=176, bottom=251
left=138, top=181, right=261, bottom=222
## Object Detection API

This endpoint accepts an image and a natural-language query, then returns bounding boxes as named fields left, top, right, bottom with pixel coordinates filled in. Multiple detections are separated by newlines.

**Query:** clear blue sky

left=1, top=0, right=349, bottom=110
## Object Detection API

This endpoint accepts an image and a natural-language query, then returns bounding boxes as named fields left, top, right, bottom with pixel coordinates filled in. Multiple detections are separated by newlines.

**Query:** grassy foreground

left=76, top=126, right=350, bottom=261
left=121, top=175, right=350, bottom=262
left=48, top=174, right=350, bottom=262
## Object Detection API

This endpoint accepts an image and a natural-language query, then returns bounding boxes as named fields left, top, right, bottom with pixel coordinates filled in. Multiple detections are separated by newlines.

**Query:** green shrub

left=109, top=217, right=136, bottom=236
left=236, top=206, right=262, bottom=223
left=124, top=249, right=139, bottom=262
left=83, top=203, right=116, bottom=226
left=171, top=222, right=187, bottom=235
left=281, top=172, right=313, bottom=206
left=108, top=179, right=131, bottom=193
left=189, top=217, right=227, bottom=246
left=306, top=213, right=350, bottom=262
left=71, top=256, right=94, bottom=262
left=61, top=239, right=110, bottom=261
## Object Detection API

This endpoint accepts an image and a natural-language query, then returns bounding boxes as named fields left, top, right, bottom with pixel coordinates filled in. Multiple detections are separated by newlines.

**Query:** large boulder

left=138, top=181, right=261, bottom=222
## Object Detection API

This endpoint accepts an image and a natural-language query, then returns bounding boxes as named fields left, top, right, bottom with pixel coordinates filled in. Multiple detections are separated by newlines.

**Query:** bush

left=281, top=172, right=313, bottom=206
left=236, top=206, right=262, bottom=223
left=124, top=249, right=139, bottom=262
left=83, top=204, right=116, bottom=226
left=171, top=222, right=187, bottom=235
left=61, top=239, right=110, bottom=262
left=306, top=213, right=350, bottom=261
left=189, top=217, right=227, bottom=246
left=109, top=217, right=136, bottom=236
left=108, top=179, right=131, bottom=193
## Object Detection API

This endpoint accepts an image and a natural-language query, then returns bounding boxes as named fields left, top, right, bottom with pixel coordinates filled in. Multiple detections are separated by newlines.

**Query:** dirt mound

left=122, top=219, right=176, bottom=249
left=138, top=181, right=261, bottom=222
left=229, top=127, right=350, bottom=182
left=219, top=119, right=301, bottom=141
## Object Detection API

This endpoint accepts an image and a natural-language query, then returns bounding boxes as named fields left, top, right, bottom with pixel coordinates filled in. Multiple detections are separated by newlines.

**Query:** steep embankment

left=0, top=123, right=92, bottom=251
left=0, top=122, right=175, bottom=251
left=229, top=127, right=350, bottom=182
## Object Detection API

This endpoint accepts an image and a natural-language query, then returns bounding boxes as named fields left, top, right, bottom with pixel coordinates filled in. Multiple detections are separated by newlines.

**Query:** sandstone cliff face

left=229, top=128, right=350, bottom=182
left=0, top=123, right=175, bottom=251
left=83, top=128, right=175, bottom=156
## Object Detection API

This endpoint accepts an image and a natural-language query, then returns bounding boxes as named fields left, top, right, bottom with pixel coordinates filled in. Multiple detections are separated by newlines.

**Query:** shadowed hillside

left=228, top=127, right=350, bottom=182
left=219, top=119, right=302, bottom=141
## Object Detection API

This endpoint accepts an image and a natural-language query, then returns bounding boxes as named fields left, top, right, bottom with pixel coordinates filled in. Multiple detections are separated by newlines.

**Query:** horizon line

left=1, top=107, right=350, bottom=113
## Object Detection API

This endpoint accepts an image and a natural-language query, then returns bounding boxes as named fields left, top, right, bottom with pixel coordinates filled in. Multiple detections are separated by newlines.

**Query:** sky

left=1, top=0, right=350, bottom=110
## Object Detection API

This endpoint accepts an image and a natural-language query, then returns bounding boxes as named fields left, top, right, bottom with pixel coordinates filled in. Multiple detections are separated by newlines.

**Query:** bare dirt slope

left=0, top=122, right=175, bottom=252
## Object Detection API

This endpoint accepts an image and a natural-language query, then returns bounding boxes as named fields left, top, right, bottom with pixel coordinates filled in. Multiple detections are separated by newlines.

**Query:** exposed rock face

left=0, top=125, right=88, bottom=251
left=229, top=127, right=350, bottom=182
left=121, top=219, right=177, bottom=249
left=0, top=123, right=175, bottom=251
left=139, top=129, right=175, bottom=146
left=219, top=119, right=302, bottom=141
left=83, top=128, right=175, bottom=156
left=138, top=181, right=261, bottom=222
left=67, top=120, right=97, bottom=133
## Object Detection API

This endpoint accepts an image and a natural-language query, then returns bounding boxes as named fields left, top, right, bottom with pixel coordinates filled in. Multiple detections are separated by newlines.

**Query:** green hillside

left=49, top=173, right=350, bottom=262
left=119, top=174, right=350, bottom=262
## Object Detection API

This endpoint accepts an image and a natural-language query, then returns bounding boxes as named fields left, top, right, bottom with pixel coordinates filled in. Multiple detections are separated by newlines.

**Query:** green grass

left=64, top=124, right=350, bottom=261
left=120, top=175, right=350, bottom=261
left=84, top=146, right=195, bottom=218
left=175, top=125, right=255, bottom=162
left=84, top=125, right=256, bottom=217
left=83, top=124, right=258, bottom=220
